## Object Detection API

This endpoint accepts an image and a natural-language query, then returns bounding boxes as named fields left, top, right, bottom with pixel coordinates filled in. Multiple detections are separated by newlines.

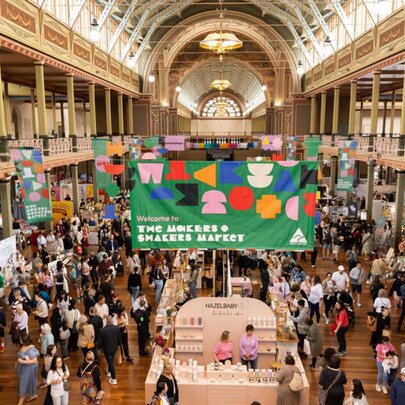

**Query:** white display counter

left=145, top=349, right=309, bottom=405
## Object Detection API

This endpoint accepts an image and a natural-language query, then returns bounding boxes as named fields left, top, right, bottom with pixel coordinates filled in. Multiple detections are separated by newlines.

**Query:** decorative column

left=31, top=88, right=38, bottom=139
left=44, top=170, right=53, bottom=232
left=35, top=62, right=49, bottom=155
left=358, top=99, right=364, bottom=134
left=389, top=90, right=396, bottom=136
left=0, top=178, right=13, bottom=237
left=127, top=97, right=133, bottom=136
left=381, top=100, right=388, bottom=137
left=51, top=93, right=58, bottom=136
left=348, top=81, right=357, bottom=136
left=366, top=162, right=375, bottom=222
left=4, top=82, right=12, bottom=138
left=60, top=102, right=65, bottom=138
left=70, top=163, right=80, bottom=214
left=66, top=74, right=78, bottom=152
left=399, top=73, right=405, bottom=156
left=92, top=160, right=100, bottom=202
left=89, top=82, right=97, bottom=137
left=0, top=65, right=9, bottom=162
left=82, top=100, right=87, bottom=137
left=310, top=95, right=317, bottom=135
left=332, top=86, right=340, bottom=145
left=319, top=91, right=327, bottom=136
left=369, top=71, right=381, bottom=152
left=105, top=88, right=112, bottom=137
left=117, top=93, right=124, bottom=141
left=394, top=171, right=405, bottom=247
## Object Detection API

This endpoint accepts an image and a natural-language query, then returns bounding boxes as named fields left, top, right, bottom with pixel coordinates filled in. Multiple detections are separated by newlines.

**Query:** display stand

left=174, top=297, right=278, bottom=368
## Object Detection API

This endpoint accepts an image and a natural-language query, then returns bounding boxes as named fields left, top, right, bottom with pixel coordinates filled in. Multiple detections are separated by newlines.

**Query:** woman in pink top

left=213, top=330, right=233, bottom=364
left=375, top=335, right=395, bottom=394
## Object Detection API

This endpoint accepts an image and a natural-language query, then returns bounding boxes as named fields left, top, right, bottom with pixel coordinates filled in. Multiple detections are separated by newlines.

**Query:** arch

left=143, top=10, right=299, bottom=94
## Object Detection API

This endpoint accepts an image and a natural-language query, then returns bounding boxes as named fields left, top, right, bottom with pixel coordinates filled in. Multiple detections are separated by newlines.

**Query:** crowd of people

left=1, top=190, right=405, bottom=405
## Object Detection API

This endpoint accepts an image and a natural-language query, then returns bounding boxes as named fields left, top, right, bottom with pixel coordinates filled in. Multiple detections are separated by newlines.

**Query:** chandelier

left=215, top=95, right=228, bottom=117
left=199, top=14, right=243, bottom=54
left=210, top=78, right=232, bottom=91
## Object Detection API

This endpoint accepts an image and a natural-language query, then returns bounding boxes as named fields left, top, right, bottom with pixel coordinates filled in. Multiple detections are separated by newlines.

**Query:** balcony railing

left=49, top=138, right=72, bottom=154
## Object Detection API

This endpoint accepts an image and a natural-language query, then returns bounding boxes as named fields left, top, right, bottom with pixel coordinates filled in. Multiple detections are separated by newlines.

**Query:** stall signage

left=130, top=161, right=317, bottom=249
left=337, top=140, right=357, bottom=191
left=10, top=148, right=52, bottom=224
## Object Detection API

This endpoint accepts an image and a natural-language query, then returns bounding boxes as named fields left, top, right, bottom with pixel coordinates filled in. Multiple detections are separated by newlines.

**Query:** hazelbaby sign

left=129, top=161, right=317, bottom=249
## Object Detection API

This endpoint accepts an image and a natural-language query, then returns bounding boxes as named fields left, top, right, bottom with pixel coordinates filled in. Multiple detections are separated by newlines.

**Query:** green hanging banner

left=10, top=147, right=52, bottom=224
left=304, top=136, right=321, bottom=161
left=337, top=140, right=357, bottom=191
left=130, top=161, right=317, bottom=250
left=92, top=138, right=124, bottom=197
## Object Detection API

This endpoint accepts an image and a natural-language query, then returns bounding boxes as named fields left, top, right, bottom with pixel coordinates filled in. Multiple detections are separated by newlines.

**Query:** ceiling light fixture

left=148, top=74, right=155, bottom=83
left=128, top=52, right=136, bottom=69
left=175, top=84, right=182, bottom=93
left=90, top=18, right=100, bottom=42
left=261, top=83, right=267, bottom=91
left=199, top=11, right=243, bottom=54
left=297, top=60, right=304, bottom=75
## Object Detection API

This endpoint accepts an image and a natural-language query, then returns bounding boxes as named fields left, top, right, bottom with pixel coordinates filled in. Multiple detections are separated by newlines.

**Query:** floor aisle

left=0, top=251, right=399, bottom=404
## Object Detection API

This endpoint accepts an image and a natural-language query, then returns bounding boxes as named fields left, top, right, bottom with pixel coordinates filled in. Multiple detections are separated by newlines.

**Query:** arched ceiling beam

left=330, top=0, right=354, bottom=40
left=69, top=0, right=87, bottom=28
left=307, top=0, right=336, bottom=51
left=250, top=0, right=300, bottom=26
left=286, top=21, right=313, bottom=68
left=96, top=0, right=117, bottom=32
left=120, top=8, right=151, bottom=62
left=291, top=4, right=323, bottom=59
left=107, top=1, right=139, bottom=54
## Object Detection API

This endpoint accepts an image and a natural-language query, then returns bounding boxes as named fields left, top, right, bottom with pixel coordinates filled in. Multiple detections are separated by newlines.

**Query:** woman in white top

left=65, top=301, right=81, bottom=352
left=344, top=378, right=369, bottom=405
left=373, top=289, right=391, bottom=314
left=14, top=303, right=29, bottom=335
left=94, top=295, right=109, bottom=326
left=46, top=356, right=70, bottom=405
left=308, top=275, right=324, bottom=323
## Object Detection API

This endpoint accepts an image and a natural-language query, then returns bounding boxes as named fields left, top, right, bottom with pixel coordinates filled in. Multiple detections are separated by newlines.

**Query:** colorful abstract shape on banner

left=129, top=160, right=317, bottom=249
left=165, top=135, right=185, bottom=151
left=51, top=201, right=73, bottom=226
left=337, top=140, right=357, bottom=191
left=129, top=137, right=143, bottom=160
left=304, top=136, right=321, bottom=161
left=92, top=139, right=123, bottom=197
left=10, top=148, right=52, bottom=224
left=262, top=135, right=283, bottom=151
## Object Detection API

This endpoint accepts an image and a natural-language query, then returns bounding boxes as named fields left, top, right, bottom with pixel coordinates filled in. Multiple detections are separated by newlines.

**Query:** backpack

left=80, top=363, right=97, bottom=399
left=288, top=370, right=304, bottom=392
left=132, top=308, right=146, bottom=326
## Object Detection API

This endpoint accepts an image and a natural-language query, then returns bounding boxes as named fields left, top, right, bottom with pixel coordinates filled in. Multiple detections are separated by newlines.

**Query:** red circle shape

left=229, top=186, right=254, bottom=210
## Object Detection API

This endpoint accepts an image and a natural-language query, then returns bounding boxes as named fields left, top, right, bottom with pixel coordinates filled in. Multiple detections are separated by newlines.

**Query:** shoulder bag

left=57, top=370, right=71, bottom=391
left=289, top=369, right=304, bottom=392
left=319, top=370, right=342, bottom=405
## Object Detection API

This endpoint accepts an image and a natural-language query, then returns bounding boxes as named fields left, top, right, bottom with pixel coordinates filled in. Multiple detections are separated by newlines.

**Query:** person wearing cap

left=78, top=315, right=95, bottom=358
left=100, top=315, right=122, bottom=385
left=390, top=367, right=405, bottom=404
left=332, top=265, right=350, bottom=294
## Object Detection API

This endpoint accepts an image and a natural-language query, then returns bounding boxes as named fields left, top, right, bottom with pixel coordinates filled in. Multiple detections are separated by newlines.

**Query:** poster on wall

left=261, top=135, right=283, bottom=151
left=92, top=138, right=124, bottom=198
left=10, top=148, right=52, bottom=224
left=304, top=136, right=321, bottom=161
left=51, top=201, right=73, bottom=226
left=337, top=140, right=357, bottom=191
left=129, top=160, right=317, bottom=250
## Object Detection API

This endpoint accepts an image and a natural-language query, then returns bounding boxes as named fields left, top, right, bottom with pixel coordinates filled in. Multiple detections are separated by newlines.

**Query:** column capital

left=88, top=81, right=95, bottom=85
left=394, top=170, right=405, bottom=175
left=310, top=95, right=317, bottom=99
left=350, top=80, right=358, bottom=84
left=34, top=61, right=44, bottom=66
left=44, top=169, right=51, bottom=174
left=0, top=177, right=12, bottom=184
left=104, top=88, right=111, bottom=92
left=321, top=90, right=327, bottom=94
left=66, top=73, right=74, bottom=77
left=70, top=162, right=79, bottom=167
left=373, top=70, right=382, bottom=75
left=334, top=86, right=340, bottom=90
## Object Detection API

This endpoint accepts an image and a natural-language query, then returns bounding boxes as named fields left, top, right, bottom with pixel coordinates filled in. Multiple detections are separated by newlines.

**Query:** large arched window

left=201, top=96, right=242, bottom=117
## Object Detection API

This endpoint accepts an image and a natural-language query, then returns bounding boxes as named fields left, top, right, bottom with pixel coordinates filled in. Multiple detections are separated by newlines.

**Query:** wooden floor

left=0, top=251, right=398, bottom=405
